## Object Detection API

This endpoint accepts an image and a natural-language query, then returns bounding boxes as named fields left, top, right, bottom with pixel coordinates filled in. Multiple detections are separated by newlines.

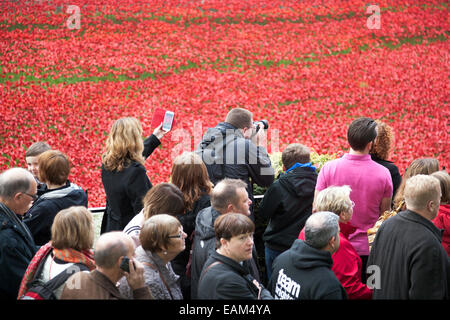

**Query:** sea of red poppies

left=1, top=0, right=448, bottom=207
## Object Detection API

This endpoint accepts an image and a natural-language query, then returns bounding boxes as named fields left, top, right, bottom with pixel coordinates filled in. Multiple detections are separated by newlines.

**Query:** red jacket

left=432, top=204, right=450, bottom=256
left=299, top=222, right=373, bottom=299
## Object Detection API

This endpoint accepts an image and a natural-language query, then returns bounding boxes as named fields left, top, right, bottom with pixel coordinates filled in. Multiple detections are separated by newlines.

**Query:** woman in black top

left=370, top=120, right=402, bottom=200
left=170, top=152, right=213, bottom=299
left=101, top=117, right=166, bottom=233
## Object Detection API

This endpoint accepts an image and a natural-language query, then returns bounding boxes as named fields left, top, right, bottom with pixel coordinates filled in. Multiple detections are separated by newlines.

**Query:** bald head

left=94, top=232, right=134, bottom=269
left=0, top=168, right=37, bottom=215
left=0, top=167, right=35, bottom=200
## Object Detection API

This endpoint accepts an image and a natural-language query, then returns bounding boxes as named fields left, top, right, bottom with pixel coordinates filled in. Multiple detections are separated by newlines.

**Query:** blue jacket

left=0, top=203, right=37, bottom=299
left=23, top=181, right=88, bottom=246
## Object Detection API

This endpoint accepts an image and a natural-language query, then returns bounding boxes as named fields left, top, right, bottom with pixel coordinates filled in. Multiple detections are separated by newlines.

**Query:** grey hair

left=314, top=185, right=353, bottom=215
left=94, top=232, right=130, bottom=268
left=0, top=168, right=34, bottom=200
left=304, top=211, right=339, bottom=250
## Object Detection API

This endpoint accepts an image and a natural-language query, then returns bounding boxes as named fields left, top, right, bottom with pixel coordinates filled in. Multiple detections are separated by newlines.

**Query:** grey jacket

left=196, top=122, right=274, bottom=208
left=118, top=246, right=183, bottom=300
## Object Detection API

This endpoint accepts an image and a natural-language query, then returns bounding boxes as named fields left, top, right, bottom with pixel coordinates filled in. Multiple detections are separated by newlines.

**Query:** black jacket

left=197, top=250, right=272, bottom=300
left=190, top=206, right=261, bottom=299
left=23, top=181, right=88, bottom=246
left=268, top=239, right=347, bottom=300
left=0, top=203, right=37, bottom=299
left=259, top=167, right=317, bottom=251
left=370, top=154, right=402, bottom=199
left=172, top=193, right=211, bottom=300
left=196, top=122, right=274, bottom=215
left=101, top=134, right=160, bottom=233
left=368, top=210, right=449, bottom=299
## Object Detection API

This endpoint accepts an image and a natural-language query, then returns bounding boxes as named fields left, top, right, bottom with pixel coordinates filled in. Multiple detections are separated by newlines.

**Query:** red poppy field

left=1, top=0, right=448, bottom=207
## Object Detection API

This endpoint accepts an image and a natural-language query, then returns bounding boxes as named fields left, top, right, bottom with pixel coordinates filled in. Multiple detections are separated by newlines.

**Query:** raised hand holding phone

left=150, top=109, right=175, bottom=140
left=162, top=111, right=175, bottom=132
left=121, top=256, right=146, bottom=290
left=153, top=123, right=167, bottom=140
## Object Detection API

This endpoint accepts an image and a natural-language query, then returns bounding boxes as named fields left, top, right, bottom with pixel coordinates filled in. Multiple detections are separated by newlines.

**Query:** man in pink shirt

left=315, top=117, right=393, bottom=282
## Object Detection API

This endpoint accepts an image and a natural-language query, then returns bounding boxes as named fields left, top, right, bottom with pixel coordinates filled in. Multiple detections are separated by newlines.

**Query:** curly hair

left=370, top=120, right=394, bottom=160
left=102, top=117, right=145, bottom=172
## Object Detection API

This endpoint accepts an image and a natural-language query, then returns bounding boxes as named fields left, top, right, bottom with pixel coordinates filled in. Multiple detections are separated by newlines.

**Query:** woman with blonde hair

left=393, top=158, right=440, bottom=210
left=298, top=186, right=372, bottom=299
left=119, top=214, right=186, bottom=299
left=170, top=152, right=213, bottom=299
left=101, top=117, right=167, bottom=233
left=18, top=206, right=96, bottom=299
left=370, top=120, right=402, bottom=198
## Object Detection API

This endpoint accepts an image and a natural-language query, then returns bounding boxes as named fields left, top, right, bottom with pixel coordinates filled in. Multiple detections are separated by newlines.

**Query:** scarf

left=17, top=242, right=96, bottom=299
left=285, top=162, right=317, bottom=174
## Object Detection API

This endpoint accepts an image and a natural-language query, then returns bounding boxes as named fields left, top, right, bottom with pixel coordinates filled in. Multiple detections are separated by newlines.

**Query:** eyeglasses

left=168, top=230, right=184, bottom=239
left=22, top=192, right=38, bottom=201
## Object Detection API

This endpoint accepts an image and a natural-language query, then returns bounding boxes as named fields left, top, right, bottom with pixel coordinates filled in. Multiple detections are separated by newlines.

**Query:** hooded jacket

left=268, top=239, right=347, bottom=300
left=299, top=222, right=372, bottom=299
left=190, top=206, right=261, bottom=299
left=24, top=181, right=88, bottom=246
left=259, top=166, right=317, bottom=251
left=196, top=122, right=274, bottom=215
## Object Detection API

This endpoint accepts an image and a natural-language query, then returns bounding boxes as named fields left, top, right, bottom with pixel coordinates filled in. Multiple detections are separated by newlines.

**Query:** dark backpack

left=196, top=125, right=237, bottom=185
left=20, top=250, right=89, bottom=300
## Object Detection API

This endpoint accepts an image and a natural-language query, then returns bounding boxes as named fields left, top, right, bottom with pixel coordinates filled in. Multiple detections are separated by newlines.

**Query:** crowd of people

left=0, top=108, right=448, bottom=300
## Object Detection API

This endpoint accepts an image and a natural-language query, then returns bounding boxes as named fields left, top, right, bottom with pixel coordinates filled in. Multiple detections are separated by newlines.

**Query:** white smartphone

left=162, top=111, right=174, bottom=132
